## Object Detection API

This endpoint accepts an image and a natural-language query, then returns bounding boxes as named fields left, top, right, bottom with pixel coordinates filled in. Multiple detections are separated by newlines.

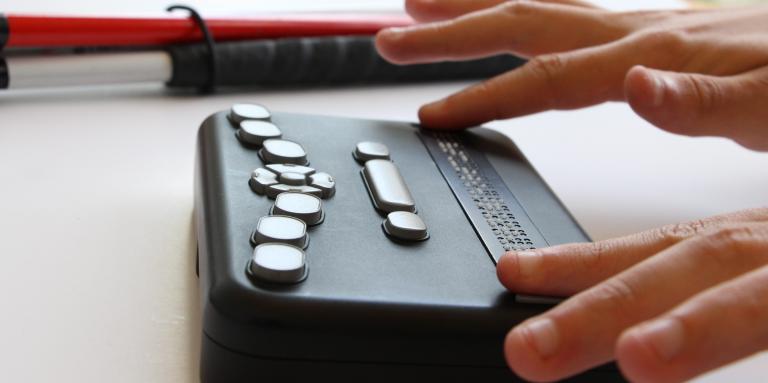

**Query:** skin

left=375, top=1, right=768, bottom=382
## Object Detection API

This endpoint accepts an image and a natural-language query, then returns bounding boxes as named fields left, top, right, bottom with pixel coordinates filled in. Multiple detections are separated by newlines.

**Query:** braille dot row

left=435, top=133, right=535, bottom=252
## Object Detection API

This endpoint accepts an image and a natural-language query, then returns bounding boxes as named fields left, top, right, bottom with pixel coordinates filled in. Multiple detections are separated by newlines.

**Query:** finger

left=377, top=1, right=624, bottom=65
left=625, top=65, right=768, bottom=151
left=497, top=208, right=768, bottom=296
left=617, top=264, right=768, bottom=383
left=503, top=222, right=768, bottom=382
left=405, top=0, right=599, bottom=23
left=417, top=38, right=642, bottom=129
left=419, top=47, right=619, bottom=128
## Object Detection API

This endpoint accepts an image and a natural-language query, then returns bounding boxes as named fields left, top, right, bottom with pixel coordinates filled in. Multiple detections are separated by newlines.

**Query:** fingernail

left=636, top=318, right=685, bottom=361
left=647, top=70, right=667, bottom=107
left=519, top=318, right=559, bottom=358
left=513, top=250, right=541, bottom=278
left=381, top=27, right=406, bottom=41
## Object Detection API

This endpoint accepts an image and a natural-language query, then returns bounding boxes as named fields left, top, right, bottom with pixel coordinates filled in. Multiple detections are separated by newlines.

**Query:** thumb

left=624, top=65, right=768, bottom=151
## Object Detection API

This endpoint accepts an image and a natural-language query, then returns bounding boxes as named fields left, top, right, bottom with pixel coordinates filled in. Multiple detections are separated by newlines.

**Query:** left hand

left=496, top=208, right=768, bottom=382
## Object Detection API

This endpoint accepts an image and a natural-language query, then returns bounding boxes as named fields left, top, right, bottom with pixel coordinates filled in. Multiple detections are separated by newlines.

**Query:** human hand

left=494, top=208, right=768, bottom=382
left=376, top=0, right=768, bottom=150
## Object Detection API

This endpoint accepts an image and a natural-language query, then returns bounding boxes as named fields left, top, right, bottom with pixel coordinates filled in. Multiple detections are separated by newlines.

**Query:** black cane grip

left=166, top=35, right=524, bottom=88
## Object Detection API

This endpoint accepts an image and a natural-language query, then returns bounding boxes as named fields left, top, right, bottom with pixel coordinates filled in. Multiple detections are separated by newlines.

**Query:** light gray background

left=1, top=1, right=766, bottom=382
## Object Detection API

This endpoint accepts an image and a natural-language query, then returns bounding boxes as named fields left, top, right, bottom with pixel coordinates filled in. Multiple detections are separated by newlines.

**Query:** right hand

left=376, top=0, right=768, bottom=150
left=495, top=207, right=768, bottom=382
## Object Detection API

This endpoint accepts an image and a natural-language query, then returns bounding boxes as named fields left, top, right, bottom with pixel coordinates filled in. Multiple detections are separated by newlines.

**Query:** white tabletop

left=1, top=1, right=767, bottom=382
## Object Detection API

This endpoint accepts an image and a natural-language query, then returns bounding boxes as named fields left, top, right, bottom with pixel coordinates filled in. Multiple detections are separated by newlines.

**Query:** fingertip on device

left=417, top=101, right=476, bottom=131
left=495, top=251, right=518, bottom=286
left=615, top=326, right=688, bottom=383
left=503, top=326, right=564, bottom=383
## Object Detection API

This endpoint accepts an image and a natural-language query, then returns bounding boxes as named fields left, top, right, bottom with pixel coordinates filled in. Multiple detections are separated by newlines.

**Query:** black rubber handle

left=166, top=35, right=525, bottom=88
left=0, top=14, right=8, bottom=51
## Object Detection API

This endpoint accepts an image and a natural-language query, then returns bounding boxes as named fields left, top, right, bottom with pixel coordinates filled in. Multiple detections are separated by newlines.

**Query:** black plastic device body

left=195, top=110, right=622, bottom=382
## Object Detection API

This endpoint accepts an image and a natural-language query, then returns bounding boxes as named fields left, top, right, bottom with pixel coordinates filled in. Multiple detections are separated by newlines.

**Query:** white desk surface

left=1, top=1, right=767, bottom=382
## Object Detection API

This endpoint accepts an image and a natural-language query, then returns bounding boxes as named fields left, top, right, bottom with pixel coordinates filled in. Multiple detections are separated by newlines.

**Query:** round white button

left=249, top=243, right=307, bottom=284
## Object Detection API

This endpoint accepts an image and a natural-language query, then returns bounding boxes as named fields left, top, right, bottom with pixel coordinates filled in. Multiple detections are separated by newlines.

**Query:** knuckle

left=724, top=74, right=768, bottom=149
left=631, top=29, right=694, bottom=70
left=635, top=29, right=689, bottom=55
left=581, top=277, right=639, bottom=322
left=655, top=72, right=725, bottom=137
left=703, top=225, right=754, bottom=247
left=747, top=207, right=768, bottom=219
left=579, top=240, right=615, bottom=272
left=698, top=224, right=756, bottom=258
left=655, top=219, right=710, bottom=245
left=683, top=74, right=725, bottom=113
left=727, top=207, right=768, bottom=223
left=526, top=54, right=567, bottom=108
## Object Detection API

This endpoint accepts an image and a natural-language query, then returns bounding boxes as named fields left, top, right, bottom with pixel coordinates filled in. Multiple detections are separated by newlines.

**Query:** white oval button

left=362, top=159, right=416, bottom=213
left=260, top=139, right=308, bottom=165
left=251, top=215, right=308, bottom=249
left=237, top=120, right=282, bottom=146
left=228, top=103, right=271, bottom=125
left=383, top=211, right=429, bottom=241
left=249, top=243, right=307, bottom=284
left=354, top=141, right=390, bottom=162
left=272, top=192, right=324, bottom=226
left=249, top=168, right=278, bottom=195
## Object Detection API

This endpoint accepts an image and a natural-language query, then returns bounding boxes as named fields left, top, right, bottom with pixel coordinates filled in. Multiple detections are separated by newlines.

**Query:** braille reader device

left=195, top=104, right=621, bottom=381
